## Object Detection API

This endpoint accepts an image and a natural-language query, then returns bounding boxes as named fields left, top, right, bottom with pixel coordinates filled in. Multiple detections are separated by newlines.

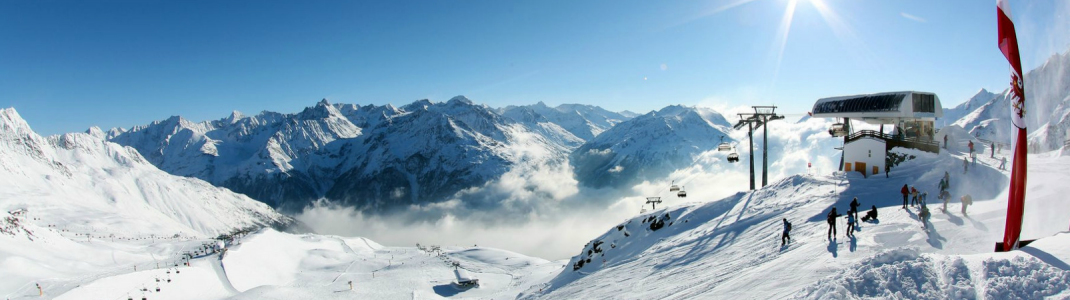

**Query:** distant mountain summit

left=570, top=105, right=733, bottom=189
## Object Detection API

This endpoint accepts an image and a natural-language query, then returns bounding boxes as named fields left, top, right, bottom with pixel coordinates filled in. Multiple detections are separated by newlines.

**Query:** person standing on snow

left=910, top=186, right=919, bottom=207
left=901, top=184, right=910, bottom=209
left=1000, top=156, right=1007, bottom=170
left=961, top=194, right=973, bottom=215
left=827, top=208, right=841, bottom=240
left=944, top=171, right=950, bottom=188
left=969, top=140, right=975, bottom=156
left=845, top=212, right=856, bottom=237
left=963, top=157, right=969, bottom=173
left=782, top=218, right=792, bottom=246
left=991, top=142, right=996, bottom=158
left=919, top=205, right=932, bottom=229
left=849, top=197, right=861, bottom=220
left=944, top=135, right=949, bottom=149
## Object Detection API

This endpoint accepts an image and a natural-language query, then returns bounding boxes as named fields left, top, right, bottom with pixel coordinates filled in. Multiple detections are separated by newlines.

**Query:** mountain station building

left=811, top=91, right=944, bottom=177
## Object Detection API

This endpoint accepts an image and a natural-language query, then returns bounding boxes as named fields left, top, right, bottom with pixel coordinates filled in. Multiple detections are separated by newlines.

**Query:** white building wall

left=843, top=138, right=886, bottom=177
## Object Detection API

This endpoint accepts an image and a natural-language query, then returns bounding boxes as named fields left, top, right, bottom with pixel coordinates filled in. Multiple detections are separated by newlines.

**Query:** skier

left=968, top=140, right=975, bottom=156
left=910, top=186, right=919, bottom=207
left=944, top=171, right=950, bottom=188
left=885, top=164, right=890, bottom=178
left=781, top=218, right=792, bottom=246
left=941, top=190, right=951, bottom=211
left=972, top=153, right=977, bottom=165
left=827, top=208, right=841, bottom=240
left=999, top=156, right=1007, bottom=170
left=991, top=142, right=995, bottom=158
left=861, top=205, right=879, bottom=222
left=919, top=205, right=932, bottom=229
left=961, top=194, right=973, bottom=215
left=944, top=135, right=948, bottom=149
left=963, top=157, right=969, bottom=173
left=900, top=184, right=910, bottom=209
left=36, top=283, right=42, bottom=296
left=849, top=197, right=861, bottom=220
left=845, top=212, right=856, bottom=237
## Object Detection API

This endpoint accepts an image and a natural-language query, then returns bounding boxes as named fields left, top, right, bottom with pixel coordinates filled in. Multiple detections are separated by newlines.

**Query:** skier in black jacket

left=782, top=218, right=792, bottom=246
left=849, top=197, right=861, bottom=220
left=827, top=208, right=841, bottom=240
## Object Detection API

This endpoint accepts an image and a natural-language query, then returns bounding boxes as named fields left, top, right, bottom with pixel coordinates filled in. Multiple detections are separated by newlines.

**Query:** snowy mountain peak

left=298, top=99, right=345, bottom=120
left=0, top=107, right=33, bottom=135
left=226, top=110, right=245, bottom=123
left=655, top=104, right=690, bottom=116
left=403, top=99, right=434, bottom=111
left=448, top=95, right=474, bottom=106
left=85, top=126, right=106, bottom=139
left=571, top=105, right=733, bottom=188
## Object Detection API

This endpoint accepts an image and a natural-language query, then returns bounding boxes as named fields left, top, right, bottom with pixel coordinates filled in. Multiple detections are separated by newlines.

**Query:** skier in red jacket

left=901, top=184, right=909, bottom=209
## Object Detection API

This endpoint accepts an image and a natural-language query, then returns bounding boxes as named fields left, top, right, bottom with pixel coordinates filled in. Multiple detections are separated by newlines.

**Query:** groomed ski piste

left=3, top=105, right=1070, bottom=299
left=521, top=130, right=1070, bottom=299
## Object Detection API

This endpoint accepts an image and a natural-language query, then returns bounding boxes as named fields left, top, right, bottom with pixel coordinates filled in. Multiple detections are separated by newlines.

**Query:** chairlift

left=717, top=136, right=732, bottom=152
left=829, top=123, right=848, bottom=137
left=677, top=186, right=687, bottom=198
left=669, top=180, right=680, bottom=192
left=727, top=152, right=740, bottom=163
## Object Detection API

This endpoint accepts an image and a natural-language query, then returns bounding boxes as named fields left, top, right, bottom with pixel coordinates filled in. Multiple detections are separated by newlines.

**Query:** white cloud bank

left=297, top=116, right=847, bottom=260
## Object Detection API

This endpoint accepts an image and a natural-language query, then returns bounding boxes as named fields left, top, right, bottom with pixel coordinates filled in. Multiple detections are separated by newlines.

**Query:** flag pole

left=996, top=0, right=1028, bottom=252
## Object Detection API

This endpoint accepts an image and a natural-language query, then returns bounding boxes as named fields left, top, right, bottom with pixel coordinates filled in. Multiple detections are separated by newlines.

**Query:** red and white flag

left=997, top=0, right=1026, bottom=129
left=997, top=0, right=1028, bottom=252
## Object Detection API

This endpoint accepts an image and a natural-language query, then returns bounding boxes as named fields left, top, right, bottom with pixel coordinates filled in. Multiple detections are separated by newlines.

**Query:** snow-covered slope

left=951, top=49, right=1070, bottom=151
left=570, top=105, right=734, bottom=188
left=0, top=107, right=290, bottom=237
left=0, top=107, right=292, bottom=297
left=525, top=134, right=1070, bottom=299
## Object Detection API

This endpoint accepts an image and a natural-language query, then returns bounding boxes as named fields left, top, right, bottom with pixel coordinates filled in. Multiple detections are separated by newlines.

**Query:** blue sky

left=2, top=0, right=1068, bottom=135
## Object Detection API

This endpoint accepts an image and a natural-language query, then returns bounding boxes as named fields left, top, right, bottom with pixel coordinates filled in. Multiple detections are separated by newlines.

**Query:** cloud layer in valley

left=296, top=112, right=846, bottom=260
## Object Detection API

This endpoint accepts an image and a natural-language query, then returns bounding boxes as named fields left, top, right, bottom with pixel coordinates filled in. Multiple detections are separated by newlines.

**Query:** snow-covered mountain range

left=107, top=97, right=641, bottom=212
left=948, top=49, right=1070, bottom=152
left=0, top=108, right=291, bottom=238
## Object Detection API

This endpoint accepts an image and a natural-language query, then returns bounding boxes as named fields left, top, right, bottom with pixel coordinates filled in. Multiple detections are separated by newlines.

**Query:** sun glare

left=692, top=0, right=872, bottom=87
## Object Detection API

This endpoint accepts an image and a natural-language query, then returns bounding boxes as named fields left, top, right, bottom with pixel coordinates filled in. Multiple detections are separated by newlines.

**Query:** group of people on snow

left=822, top=197, right=872, bottom=241
left=784, top=169, right=976, bottom=247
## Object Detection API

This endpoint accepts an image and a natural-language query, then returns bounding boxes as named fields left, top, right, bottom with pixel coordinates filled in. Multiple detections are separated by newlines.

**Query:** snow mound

left=794, top=232, right=1070, bottom=300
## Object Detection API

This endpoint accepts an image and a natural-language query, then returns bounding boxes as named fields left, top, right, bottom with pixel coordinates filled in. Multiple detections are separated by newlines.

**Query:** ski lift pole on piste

left=734, top=106, right=785, bottom=189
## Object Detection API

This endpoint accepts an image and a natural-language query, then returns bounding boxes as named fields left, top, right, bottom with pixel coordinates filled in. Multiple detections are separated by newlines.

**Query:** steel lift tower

left=733, top=106, right=785, bottom=190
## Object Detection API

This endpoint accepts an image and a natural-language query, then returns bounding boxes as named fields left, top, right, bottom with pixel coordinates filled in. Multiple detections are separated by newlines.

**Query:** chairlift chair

left=829, top=123, right=848, bottom=137
left=727, top=152, right=740, bottom=163
left=717, top=136, right=732, bottom=152
left=677, top=186, right=687, bottom=198
left=669, top=180, right=680, bottom=192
